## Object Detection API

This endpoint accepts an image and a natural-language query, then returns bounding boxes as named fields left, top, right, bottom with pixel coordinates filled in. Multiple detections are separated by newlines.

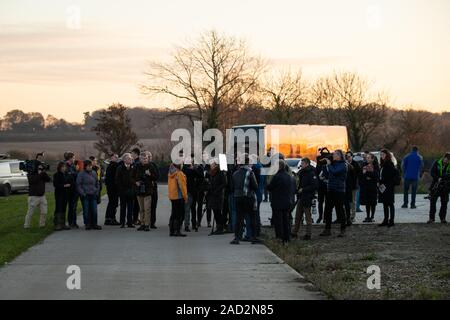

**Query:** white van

left=0, top=160, right=29, bottom=196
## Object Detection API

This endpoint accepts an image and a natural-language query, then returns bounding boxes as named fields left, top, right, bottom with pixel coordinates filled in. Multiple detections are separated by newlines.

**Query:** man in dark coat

left=292, top=158, right=318, bottom=240
left=428, top=153, right=450, bottom=224
left=104, top=153, right=120, bottom=226
left=148, top=152, right=160, bottom=229
left=378, top=150, right=399, bottom=227
left=267, top=160, right=295, bottom=244
left=115, top=153, right=135, bottom=228
left=207, top=161, right=227, bottom=235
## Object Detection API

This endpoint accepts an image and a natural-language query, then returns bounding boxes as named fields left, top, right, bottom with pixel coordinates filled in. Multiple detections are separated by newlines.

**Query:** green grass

left=0, top=193, right=57, bottom=266
left=0, top=188, right=106, bottom=266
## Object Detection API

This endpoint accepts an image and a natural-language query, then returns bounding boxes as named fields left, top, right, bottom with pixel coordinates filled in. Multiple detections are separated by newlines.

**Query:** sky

left=0, top=0, right=449, bottom=122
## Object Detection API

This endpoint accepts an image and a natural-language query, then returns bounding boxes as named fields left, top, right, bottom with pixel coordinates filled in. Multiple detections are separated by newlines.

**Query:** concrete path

left=0, top=186, right=322, bottom=300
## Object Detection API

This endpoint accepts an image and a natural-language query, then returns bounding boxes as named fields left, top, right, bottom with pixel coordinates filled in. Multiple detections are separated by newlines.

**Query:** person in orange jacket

left=168, top=163, right=188, bottom=237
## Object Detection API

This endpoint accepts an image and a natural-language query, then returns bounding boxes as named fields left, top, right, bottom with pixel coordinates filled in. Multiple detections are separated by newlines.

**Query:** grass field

left=263, top=224, right=450, bottom=300
left=0, top=193, right=57, bottom=266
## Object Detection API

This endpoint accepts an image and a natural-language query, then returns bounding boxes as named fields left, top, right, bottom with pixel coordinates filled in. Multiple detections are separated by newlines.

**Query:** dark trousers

left=365, top=204, right=376, bottom=219
left=170, top=199, right=185, bottom=234
left=403, top=179, right=418, bottom=206
left=213, top=209, right=223, bottom=228
left=105, top=188, right=119, bottom=222
left=273, top=209, right=291, bottom=243
left=196, top=191, right=205, bottom=225
left=235, top=197, right=253, bottom=240
left=318, top=187, right=326, bottom=220
left=119, top=195, right=134, bottom=226
left=67, top=190, right=79, bottom=226
left=81, top=194, right=98, bottom=227
left=151, top=189, right=158, bottom=226
left=54, top=191, right=68, bottom=226
left=324, top=191, right=346, bottom=230
left=382, top=202, right=395, bottom=223
left=132, top=196, right=140, bottom=222
left=430, top=192, right=449, bottom=221
left=190, top=193, right=199, bottom=228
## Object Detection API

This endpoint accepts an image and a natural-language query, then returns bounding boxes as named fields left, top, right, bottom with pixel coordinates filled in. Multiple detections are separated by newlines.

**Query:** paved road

left=0, top=187, right=322, bottom=300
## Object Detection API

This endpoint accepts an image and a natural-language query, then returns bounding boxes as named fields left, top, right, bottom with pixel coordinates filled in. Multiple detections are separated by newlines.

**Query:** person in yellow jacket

left=168, top=163, right=188, bottom=237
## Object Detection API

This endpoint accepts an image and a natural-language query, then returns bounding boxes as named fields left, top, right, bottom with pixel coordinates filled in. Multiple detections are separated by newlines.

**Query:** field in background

left=0, top=138, right=169, bottom=160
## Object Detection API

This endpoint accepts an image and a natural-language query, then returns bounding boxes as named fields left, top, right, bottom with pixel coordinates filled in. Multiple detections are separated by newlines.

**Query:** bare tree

left=141, top=30, right=265, bottom=130
left=92, top=103, right=139, bottom=156
left=262, top=69, right=310, bottom=124
left=311, top=72, right=388, bottom=151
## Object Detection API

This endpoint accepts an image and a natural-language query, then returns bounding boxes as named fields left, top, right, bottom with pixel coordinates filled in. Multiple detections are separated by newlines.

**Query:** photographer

left=132, top=152, right=157, bottom=232
left=24, top=159, right=51, bottom=229
left=292, top=158, right=318, bottom=241
left=320, top=150, right=348, bottom=238
left=427, top=152, right=450, bottom=224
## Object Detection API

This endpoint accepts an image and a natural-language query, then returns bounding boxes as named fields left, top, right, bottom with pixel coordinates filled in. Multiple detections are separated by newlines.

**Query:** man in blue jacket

left=402, top=146, right=423, bottom=209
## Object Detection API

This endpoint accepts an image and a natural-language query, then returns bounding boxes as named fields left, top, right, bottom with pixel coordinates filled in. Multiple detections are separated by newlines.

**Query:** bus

left=228, top=124, right=349, bottom=162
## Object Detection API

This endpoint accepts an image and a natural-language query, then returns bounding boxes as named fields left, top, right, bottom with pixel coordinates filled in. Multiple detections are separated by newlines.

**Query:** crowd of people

left=22, top=146, right=450, bottom=246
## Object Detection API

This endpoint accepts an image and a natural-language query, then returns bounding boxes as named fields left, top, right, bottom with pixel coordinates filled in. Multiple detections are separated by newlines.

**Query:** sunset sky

left=1, top=0, right=449, bottom=122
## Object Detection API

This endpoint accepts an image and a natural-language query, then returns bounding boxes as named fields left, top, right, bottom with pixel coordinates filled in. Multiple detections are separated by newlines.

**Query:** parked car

left=286, top=158, right=317, bottom=174
left=0, top=160, right=29, bottom=196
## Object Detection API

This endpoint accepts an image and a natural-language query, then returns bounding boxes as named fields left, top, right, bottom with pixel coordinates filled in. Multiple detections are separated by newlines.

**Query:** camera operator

left=319, top=150, right=348, bottom=238
left=292, top=158, right=318, bottom=240
left=132, top=152, right=157, bottom=232
left=24, top=159, right=51, bottom=229
left=427, top=152, right=450, bottom=224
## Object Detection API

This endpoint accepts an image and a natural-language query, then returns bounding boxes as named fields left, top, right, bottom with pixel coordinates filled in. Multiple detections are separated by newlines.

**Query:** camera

left=317, top=147, right=333, bottom=164
left=19, top=160, right=50, bottom=174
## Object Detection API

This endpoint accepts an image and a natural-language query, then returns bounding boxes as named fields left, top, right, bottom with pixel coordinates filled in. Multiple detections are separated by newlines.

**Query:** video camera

left=317, top=147, right=333, bottom=164
left=19, top=160, right=50, bottom=174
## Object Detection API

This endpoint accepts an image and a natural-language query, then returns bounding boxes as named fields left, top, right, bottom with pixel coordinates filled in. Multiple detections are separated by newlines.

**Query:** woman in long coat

left=378, top=149, right=398, bottom=227
left=206, top=161, right=227, bottom=234
left=359, top=153, right=379, bottom=223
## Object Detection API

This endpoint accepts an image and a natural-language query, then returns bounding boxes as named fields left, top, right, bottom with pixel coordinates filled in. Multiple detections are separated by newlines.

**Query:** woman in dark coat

left=53, top=161, right=71, bottom=231
left=206, top=161, right=227, bottom=234
left=378, top=149, right=398, bottom=227
left=360, top=153, right=379, bottom=223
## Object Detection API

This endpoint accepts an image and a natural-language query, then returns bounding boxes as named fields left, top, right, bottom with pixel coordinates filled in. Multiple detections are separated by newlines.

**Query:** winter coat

left=378, top=160, right=397, bottom=204
left=115, top=163, right=135, bottom=197
left=105, top=161, right=119, bottom=193
left=297, top=165, right=318, bottom=207
left=132, top=162, right=158, bottom=197
left=182, top=165, right=200, bottom=195
left=28, top=171, right=51, bottom=197
left=206, top=168, right=227, bottom=211
left=402, top=151, right=423, bottom=181
left=325, top=160, right=347, bottom=194
left=168, top=165, right=187, bottom=201
left=267, top=169, right=295, bottom=211
left=232, top=166, right=258, bottom=199
left=359, top=163, right=379, bottom=206
left=76, top=170, right=99, bottom=197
